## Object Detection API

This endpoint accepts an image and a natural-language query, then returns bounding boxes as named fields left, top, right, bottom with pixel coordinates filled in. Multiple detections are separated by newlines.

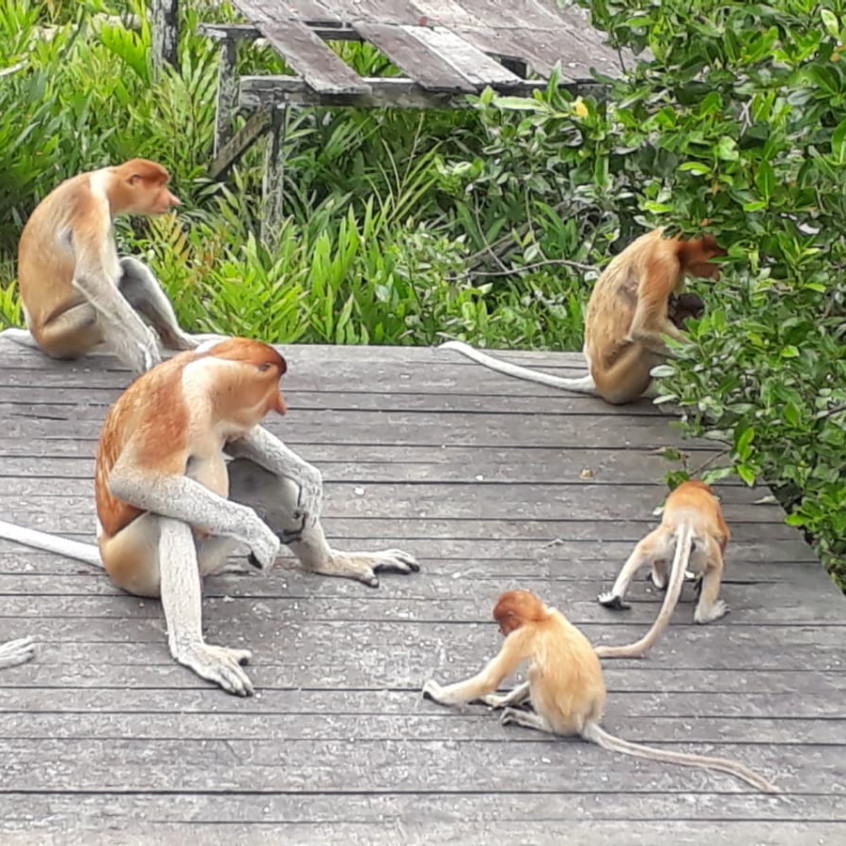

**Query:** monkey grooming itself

left=422, top=589, right=778, bottom=793
left=442, top=228, right=725, bottom=404
left=0, top=338, right=418, bottom=694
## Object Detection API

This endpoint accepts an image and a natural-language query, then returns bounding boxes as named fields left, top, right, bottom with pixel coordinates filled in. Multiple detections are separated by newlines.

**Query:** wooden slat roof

left=228, top=0, right=623, bottom=101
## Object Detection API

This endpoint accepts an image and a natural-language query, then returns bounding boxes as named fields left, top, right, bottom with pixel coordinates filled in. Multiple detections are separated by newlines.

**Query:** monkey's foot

left=0, top=636, right=35, bottom=670
left=694, top=599, right=728, bottom=624
left=311, top=548, right=420, bottom=588
left=173, top=642, right=254, bottom=696
left=421, top=679, right=448, bottom=705
left=597, top=592, right=630, bottom=610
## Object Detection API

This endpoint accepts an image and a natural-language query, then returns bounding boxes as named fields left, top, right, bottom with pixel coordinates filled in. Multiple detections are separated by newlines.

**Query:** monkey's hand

left=129, top=327, right=162, bottom=374
left=244, top=513, right=282, bottom=570
left=172, top=641, right=254, bottom=696
left=0, top=636, right=35, bottom=670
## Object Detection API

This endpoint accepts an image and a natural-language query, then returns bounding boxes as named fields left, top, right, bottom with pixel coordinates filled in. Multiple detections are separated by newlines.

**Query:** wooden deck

left=0, top=340, right=844, bottom=845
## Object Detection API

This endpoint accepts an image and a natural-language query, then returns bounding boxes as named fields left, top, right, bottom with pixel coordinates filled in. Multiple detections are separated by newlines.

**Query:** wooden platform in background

left=0, top=340, right=843, bottom=845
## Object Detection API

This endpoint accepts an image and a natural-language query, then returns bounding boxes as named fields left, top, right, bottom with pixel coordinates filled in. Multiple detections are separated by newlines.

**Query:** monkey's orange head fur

left=202, top=338, right=288, bottom=420
left=678, top=234, right=727, bottom=281
left=493, top=589, right=548, bottom=636
left=110, top=159, right=180, bottom=216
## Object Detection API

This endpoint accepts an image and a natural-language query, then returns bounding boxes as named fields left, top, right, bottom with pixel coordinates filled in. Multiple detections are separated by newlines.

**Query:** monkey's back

left=95, top=357, right=193, bottom=538
left=528, top=610, right=607, bottom=734
left=17, top=173, right=99, bottom=335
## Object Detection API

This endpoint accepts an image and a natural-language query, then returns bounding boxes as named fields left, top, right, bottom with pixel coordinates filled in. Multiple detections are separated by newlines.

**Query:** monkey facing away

left=595, top=480, right=730, bottom=659
left=441, top=229, right=726, bottom=404
left=0, top=159, right=198, bottom=374
left=0, top=338, right=418, bottom=694
left=422, top=590, right=777, bottom=793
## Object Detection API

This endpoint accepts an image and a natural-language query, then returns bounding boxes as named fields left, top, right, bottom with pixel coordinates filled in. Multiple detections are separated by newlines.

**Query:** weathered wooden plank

left=200, top=22, right=365, bottom=43
left=239, top=74, right=596, bottom=108
left=234, top=0, right=337, bottom=26
left=403, top=25, right=523, bottom=88
left=0, top=617, right=843, bottom=672
left=1, top=709, right=843, bottom=746
left=353, top=22, right=476, bottom=91
left=1, top=791, right=844, bottom=828
left=0, top=736, right=835, bottom=792
left=0, top=480, right=794, bottom=521
left=259, top=21, right=370, bottom=94
left=0, top=409, right=752, bottom=451
left=2, top=581, right=840, bottom=625
left=1, top=821, right=843, bottom=846
left=210, top=106, right=273, bottom=178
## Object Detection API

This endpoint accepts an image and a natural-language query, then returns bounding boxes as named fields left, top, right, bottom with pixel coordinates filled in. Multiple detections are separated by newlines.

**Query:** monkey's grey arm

left=108, top=464, right=280, bottom=567
left=158, top=518, right=254, bottom=695
left=73, top=268, right=160, bottom=371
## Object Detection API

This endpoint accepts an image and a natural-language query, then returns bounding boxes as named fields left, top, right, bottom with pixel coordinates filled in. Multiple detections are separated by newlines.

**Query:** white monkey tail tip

left=438, top=340, right=596, bottom=394
left=0, top=520, right=103, bottom=567
left=582, top=722, right=779, bottom=794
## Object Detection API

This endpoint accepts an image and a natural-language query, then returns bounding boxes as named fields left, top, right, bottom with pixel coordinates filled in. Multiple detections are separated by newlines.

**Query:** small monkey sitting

left=423, top=589, right=777, bottom=792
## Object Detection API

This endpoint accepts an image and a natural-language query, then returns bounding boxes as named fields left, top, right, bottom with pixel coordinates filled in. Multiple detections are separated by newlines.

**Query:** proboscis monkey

left=0, top=338, right=418, bottom=695
left=595, top=480, right=729, bottom=659
left=422, top=590, right=777, bottom=793
left=0, top=159, right=198, bottom=374
left=441, top=229, right=726, bottom=404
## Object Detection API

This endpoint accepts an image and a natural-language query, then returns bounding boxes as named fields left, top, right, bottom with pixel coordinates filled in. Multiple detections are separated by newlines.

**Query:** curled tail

left=595, top=524, right=692, bottom=659
left=439, top=341, right=596, bottom=393
left=582, top=722, right=778, bottom=793
left=0, top=520, right=102, bottom=567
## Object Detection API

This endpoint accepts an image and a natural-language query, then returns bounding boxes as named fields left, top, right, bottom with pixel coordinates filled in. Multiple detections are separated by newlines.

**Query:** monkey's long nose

left=166, top=191, right=182, bottom=207
left=272, top=392, right=287, bottom=415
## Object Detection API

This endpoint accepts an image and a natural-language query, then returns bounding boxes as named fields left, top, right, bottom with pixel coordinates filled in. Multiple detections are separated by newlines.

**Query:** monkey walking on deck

left=0, top=339, right=418, bottom=694
left=422, top=590, right=778, bottom=793
left=441, top=228, right=725, bottom=405
left=0, top=159, right=206, bottom=374
left=594, top=480, right=730, bottom=659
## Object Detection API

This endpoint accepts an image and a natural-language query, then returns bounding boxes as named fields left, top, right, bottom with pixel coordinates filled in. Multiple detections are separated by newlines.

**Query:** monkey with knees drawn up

left=0, top=338, right=418, bottom=695
left=594, top=480, right=730, bottom=659
left=422, top=590, right=778, bottom=793
left=0, top=159, right=201, bottom=374
left=441, top=228, right=726, bottom=404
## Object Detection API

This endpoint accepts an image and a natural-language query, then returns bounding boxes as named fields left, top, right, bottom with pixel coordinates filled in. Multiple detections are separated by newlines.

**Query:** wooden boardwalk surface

left=0, top=339, right=844, bottom=845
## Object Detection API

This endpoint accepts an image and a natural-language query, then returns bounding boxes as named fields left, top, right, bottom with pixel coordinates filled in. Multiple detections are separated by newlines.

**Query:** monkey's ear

left=128, top=174, right=142, bottom=186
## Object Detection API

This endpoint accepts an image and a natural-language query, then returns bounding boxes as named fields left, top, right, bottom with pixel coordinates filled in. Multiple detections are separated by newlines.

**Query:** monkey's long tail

left=439, top=341, right=596, bottom=393
left=0, top=520, right=102, bottom=567
left=595, top=524, right=691, bottom=659
left=582, top=722, right=779, bottom=793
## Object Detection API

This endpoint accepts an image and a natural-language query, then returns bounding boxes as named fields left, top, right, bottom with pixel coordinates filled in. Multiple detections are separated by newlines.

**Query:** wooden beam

left=149, top=0, right=179, bottom=73
left=199, top=22, right=365, bottom=43
left=239, top=75, right=603, bottom=110
left=209, top=108, right=274, bottom=180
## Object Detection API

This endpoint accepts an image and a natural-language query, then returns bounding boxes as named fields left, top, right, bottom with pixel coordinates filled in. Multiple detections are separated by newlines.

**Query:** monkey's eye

left=257, top=362, right=273, bottom=372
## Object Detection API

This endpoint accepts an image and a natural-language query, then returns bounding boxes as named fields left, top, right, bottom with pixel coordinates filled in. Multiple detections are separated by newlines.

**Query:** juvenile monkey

left=595, top=480, right=729, bottom=659
left=0, top=338, right=418, bottom=695
left=0, top=159, right=197, bottom=374
left=422, top=590, right=777, bottom=793
left=441, top=229, right=726, bottom=404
